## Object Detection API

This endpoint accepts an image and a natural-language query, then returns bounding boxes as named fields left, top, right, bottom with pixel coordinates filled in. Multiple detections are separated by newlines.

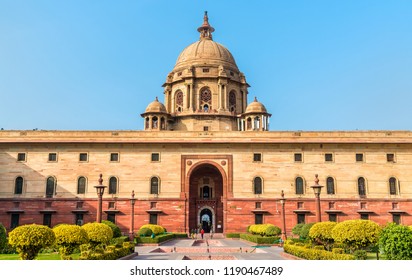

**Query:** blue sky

left=1, top=0, right=411, bottom=131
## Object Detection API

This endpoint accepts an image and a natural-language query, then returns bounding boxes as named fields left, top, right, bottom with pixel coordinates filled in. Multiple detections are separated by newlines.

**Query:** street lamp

left=310, top=174, right=324, bottom=222
left=279, top=190, right=287, bottom=242
left=94, top=174, right=106, bottom=223
left=129, top=190, right=136, bottom=240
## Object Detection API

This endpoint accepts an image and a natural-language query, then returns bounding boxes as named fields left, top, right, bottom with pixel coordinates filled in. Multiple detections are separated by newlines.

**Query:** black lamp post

left=279, top=190, right=287, bottom=242
left=129, top=190, right=136, bottom=240
left=311, top=174, right=324, bottom=222
left=94, top=174, right=106, bottom=223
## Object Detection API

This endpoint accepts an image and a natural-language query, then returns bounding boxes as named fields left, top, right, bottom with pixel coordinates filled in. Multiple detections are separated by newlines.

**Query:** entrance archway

left=188, top=163, right=224, bottom=233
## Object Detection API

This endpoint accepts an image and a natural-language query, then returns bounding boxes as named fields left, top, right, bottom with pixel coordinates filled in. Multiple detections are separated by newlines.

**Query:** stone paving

left=130, top=234, right=289, bottom=260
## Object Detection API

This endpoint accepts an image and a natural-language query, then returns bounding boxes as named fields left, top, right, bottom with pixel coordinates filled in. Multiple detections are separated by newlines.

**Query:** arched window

left=253, top=177, right=262, bottom=194
left=46, top=176, right=56, bottom=198
left=246, top=117, right=252, bottom=130
left=358, top=177, right=366, bottom=196
left=229, top=91, right=236, bottom=112
left=150, top=177, right=159, bottom=194
left=254, top=117, right=260, bottom=129
left=152, top=116, right=158, bottom=129
left=200, top=87, right=212, bottom=111
left=77, top=176, right=86, bottom=194
left=295, top=177, right=304, bottom=195
left=145, top=117, right=149, bottom=129
left=108, top=177, right=118, bottom=194
left=202, top=186, right=210, bottom=199
left=160, top=117, right=165, bottom=130
left=175, top=91, right=183, bottom=112
left=15, top=176, right=23, bottom=194
left=389, top=177, right=398, bottom=195
left=326, top=177, right=335, bottom=194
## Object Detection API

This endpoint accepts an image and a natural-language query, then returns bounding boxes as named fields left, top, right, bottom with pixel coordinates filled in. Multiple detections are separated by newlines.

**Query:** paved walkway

left=130, top=234, right=289, bottom=260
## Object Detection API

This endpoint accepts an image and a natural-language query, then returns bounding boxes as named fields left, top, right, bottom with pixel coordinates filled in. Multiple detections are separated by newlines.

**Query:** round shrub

left=292, top=223, right=304, bottom=236
left=379, top=223, right=412, bottom=260
left=8, top=224, right=56, bottom=260
left=300, top=223, right=315, bottom=240
left=248, top=224, right=281, bottom=237
left=138, top=227, right=152, bottom=237
left=264, top=225, right=281, bottom=236
left=309, top=221, right=337, bottom=249
left=0, top=223, right=6, bottom=251
left=353, top=249, right=367, bottom=260
left=332, top=219, right=381, bottom=252
left=102, top=220, right=122, bottom=238
left=140, top=224, right=165, bottom=235
left=53, top=224, right=88, bottom=256
left=82, top=222, right=113, bottom=247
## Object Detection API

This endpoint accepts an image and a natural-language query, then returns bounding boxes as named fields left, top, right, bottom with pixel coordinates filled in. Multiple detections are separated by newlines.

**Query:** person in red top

left=200, top=228, right=205, bottom=239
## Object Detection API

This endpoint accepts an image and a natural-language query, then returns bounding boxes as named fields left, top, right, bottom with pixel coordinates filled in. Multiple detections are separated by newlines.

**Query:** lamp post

left=310, top=174, right=324, bottom=222
left=129, top=190, right=136, bottom=240
left=94, top=174, right=106, bottom=223
left=279, top=190, right=287, bottom=242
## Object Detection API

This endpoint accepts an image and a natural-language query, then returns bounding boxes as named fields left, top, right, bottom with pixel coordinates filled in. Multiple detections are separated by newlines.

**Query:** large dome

left=172, top=11, right=238, bottom=72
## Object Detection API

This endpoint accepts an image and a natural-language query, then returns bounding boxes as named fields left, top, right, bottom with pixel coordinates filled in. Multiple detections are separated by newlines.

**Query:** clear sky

left=1, top=0, right=411, bottom=131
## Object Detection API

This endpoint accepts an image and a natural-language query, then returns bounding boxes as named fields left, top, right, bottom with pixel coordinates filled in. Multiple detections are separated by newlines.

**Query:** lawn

left=0, top=253, right=80, bottom=260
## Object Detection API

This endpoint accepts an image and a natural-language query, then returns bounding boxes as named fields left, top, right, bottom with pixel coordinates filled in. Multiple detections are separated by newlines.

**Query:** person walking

left=201, top=228, right=205, bottom=239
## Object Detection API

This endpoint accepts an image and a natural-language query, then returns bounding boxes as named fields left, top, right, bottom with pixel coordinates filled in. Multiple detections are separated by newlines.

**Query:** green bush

left=353, top=249, right=367, bottom=260
left=8, top=224, right=56, bottom=260
left=102, top=220, right=122, bottom=238
left=331, top=219, right=381, bottom=253
left=300, top=223, right=315, bottom=240
left=332, top=248, right=344, bottom=254
left=136, top=233, right=175, bottom=244
left=82, top=222, right=113, bottom=247
left=138, top=227, right=153, bottom=237
left=248, top=224, right=281, bottom=237
left=284, top=242, right=355, bottom=260
left=309, top=221, right=337, bottom=250
left=240, top=233, right=279, bottom=244
left=292, top=223, right=304, bottom=236
left=226, top=233, right=241, bottom=238
left=379, top=223, right=412, bottom=260
left=0, top=223, right=6, bottom=251
left=140, top=224, right=165, bottom=235
left=79, top=241, right=134, bottom=260
left=53, top=224, right=88, bottom=256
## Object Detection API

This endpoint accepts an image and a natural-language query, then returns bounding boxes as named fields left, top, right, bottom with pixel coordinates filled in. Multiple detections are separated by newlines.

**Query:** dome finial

left=197, top=11, right=215, bottom=40
left=254, top=96, right=258, bottom=102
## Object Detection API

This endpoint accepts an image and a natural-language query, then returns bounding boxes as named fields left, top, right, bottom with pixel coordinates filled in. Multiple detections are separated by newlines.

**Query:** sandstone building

left=1, top=13, right=411, bottom=236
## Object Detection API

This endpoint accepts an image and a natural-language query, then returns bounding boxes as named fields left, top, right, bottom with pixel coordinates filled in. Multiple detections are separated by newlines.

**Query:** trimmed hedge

left=226, top=233, right=241, bottom=238
left=82, top=222, right=113, bottom=247
left=136, top=233, right=181, bottom=244
left=248, top=224, right=281, bottom=237
left=240, top=233, right=280, bottom=245
left=53, top=224, right=88, bottom=256
left=79, top=241, right=134, bottom=260
left=284, top=242, right=355, bottom=260
left=140, top=224, right=165, bottom=235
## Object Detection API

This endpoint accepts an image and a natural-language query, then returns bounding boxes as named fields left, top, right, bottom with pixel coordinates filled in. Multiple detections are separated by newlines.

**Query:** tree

left=53, top=224, right=88, bottom=256
left=8, top=224, right=55, bottom=260
left=379, top=223, right=412, bottom=260
left=331, top=219, right=381, bottom=253
left=309, top=221, right=337, bottom=250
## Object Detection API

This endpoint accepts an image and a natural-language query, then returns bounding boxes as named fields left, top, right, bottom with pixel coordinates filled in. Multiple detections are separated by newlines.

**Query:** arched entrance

left=188, top=163, right=224, bottom=233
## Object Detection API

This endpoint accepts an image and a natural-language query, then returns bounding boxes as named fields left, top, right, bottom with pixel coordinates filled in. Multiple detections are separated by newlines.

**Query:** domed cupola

left=141, top=97, right=170, bottom=131
left=240, top=97, right=271, bottom=131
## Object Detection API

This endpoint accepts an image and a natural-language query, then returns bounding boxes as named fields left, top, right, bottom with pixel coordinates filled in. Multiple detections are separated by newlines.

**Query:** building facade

left=1, top=13, right=411, bottom=235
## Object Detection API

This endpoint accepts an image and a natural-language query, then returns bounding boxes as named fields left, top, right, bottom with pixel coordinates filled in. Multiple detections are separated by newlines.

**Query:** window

left=360, top=213, right=369, bottom=220
left=387, top=153, right=395, bottom=162
left=253, top=153, right=262, bottom=162
left=110, top=153, right=119, bottom=162
left=150, top=177, right=159, bottom=195
left=11, top=214, right=20, bottom=229
left=203, top=126, right=209, bottom=131
left=328, top=213, right=337, bottom=222
left=389, top=177, right=398, bottom=195
left=253, top=177, right=262, bottom=195
left=48, top=153, right=57, bottom=162
left=360, top=202, right=366, bottom=209
left=150, top=202, right=157, bottom=209
left=108, top=202, right=116, bottom=209
left=77, top=177, right=86, bottom=194
left=202, top=186, right=211, bottom=199
left=326, top=177, right=335, bottom=195
left=295, top=177, right=304, bottom=195
left=175, top=91, right=183, bottom=112
left=107, top=213, right=116, bottom=224
left=15, top=176, right=23, bottom=194
left=43, top=213, right=52, bottom=227
left=151, top=153, right=160, bottom=162
left=358, top=177, right=366, bottom=196
left=229, top=91, right=236, bottom=112
left=356, top=153, right=364, bottom=162
left=79, top=153, right=88, bottom=162
left=76, top=201, right=84, bottom=209
left=255, top=202, right=262, bottom=209
left=75, top=213, right=84, bottom=226
left=325, top=153, right=333, bottom=162
left=200, top=87, right=212, bottom=112
left=17, top=153, right=26, bottom=162
left=297, top=202, right=304, bottom=209
left=149, top=214, right=158, bottom=225
left=297, top=214, right=305, bottom=224
left=45, top=176, right=56, bottom=198
left=294, top=153, right=302, bottom=162
left=392, top=214, right=401, bottom=225
left=255, top=214, right=263, bottom=225
left=108, top=177, right=118, bottom=195
left=152, top=116, right=158, bottom=129
left=202, top=68, right=209, bottom=73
